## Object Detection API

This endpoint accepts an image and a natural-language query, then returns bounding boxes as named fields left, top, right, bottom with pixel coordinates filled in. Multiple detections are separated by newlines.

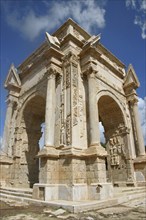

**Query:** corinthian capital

left=127, top=94, right=138, bottom=106
left=82, top=65, right=98, bottom=78
left=62, top=51, right=79, bottom=65
left=46, top=67, right=58, bottom=80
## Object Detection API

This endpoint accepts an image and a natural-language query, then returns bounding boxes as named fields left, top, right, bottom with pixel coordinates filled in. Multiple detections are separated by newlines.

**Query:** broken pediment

left=123, top=64, right=140, bottom=89
left=4, top=64, right=21, bottom=90
left=45, top=32, right=60, bottom=49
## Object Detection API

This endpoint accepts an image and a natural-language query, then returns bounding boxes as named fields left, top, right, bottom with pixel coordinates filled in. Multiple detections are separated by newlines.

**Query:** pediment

left=4, top=64, right=21, bottom=89
left=123, top=64, right=140, bottom=89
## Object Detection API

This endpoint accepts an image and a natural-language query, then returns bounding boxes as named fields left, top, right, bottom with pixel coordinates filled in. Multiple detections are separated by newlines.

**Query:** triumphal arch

left=1, top=19, right=145, bottom=201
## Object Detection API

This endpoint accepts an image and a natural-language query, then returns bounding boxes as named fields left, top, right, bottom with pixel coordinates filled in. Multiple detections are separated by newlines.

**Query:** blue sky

left=0, top=0, right=146, bottom=145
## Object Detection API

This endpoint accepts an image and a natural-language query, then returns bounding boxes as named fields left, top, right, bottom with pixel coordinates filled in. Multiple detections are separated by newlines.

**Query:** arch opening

left=98, top=95, right=124, bottom=142
left=98, top=95, right=129, bottom=183
left=20, top=95, right=46, bottom=187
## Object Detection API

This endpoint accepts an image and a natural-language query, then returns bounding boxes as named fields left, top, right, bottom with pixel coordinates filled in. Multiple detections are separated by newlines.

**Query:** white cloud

left=126, top=0, right=146, bottom=39
left=99, top=122, right=105, bottom=144
left=3, top=0, right=106, bottom=41
left=126, top=0, right=136, bottom=9
left=39, top=123, right=45, bottom=149
left=134, top=16, right=146, bottom=39
left=140, top=0, right=146, bottom=10
left=138, top=97, right=146, bottom=145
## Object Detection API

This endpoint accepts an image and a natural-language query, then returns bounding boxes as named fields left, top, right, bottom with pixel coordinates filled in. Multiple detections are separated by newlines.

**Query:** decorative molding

left=66, top=65, right=71, bottom=89
left=66, top=114, right=71, bottom=145
left=79, top=94, right=84, bottom=137
left=72, top=64, right=78, bottom=126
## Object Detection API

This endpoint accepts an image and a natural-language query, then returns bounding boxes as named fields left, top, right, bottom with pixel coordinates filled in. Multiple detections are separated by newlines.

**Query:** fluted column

left=86, top=67, right=100, bottom=146
left=44, top=68, right=57, bottom=147
left=2, top=97, right=14, bottom=156
left=130, top=98, right=145, bottom=156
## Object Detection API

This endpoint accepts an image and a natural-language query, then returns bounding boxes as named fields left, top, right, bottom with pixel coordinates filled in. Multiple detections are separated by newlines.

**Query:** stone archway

left=18, top=95, right=45, bottom=187
left=98, top=95, right=134, bottom=185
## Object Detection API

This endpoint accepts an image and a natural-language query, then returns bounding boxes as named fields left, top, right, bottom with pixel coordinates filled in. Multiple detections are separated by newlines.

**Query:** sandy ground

left=0, top=197, right=146, bottom=220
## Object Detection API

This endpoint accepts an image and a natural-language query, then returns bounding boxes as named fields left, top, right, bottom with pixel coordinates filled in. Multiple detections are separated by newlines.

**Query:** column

left=44, top=68, right=57, bottom=147
left=86, top=67, right=100, bottom=146
left=131, top=99, right=145, bottom=156
left=2, top=97, right=14, bottom=156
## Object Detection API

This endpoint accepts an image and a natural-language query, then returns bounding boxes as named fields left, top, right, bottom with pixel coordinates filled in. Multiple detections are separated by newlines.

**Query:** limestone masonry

left=0, top=19, right=145, bottom=202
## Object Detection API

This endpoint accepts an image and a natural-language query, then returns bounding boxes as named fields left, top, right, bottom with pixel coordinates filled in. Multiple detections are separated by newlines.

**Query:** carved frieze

left=66, top=65, right=71, bottom=89
left=79, top=94, right=84, bottom=137
left=66, top=114, right=71, bottom=145
left=60, top=91, right=65, bottom=145
left=72, top=64, right=78, bottom=126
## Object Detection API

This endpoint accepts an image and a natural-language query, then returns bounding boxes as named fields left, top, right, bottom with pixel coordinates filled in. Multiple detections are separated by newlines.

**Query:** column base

left=33, top=183, right=113, bottom=201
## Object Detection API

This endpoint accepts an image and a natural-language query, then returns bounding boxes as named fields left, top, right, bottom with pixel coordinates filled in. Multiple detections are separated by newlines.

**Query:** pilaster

left=44, top=67, right=58, bottom=147
left=2, top=96, right=16, bottom=157
left=128, top=95, right=145, bottom=156
left=62, top=52, right=80, bottom=148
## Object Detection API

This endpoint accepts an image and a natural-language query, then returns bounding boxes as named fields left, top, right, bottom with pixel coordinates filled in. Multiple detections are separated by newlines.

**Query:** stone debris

left=84, top=217, right=95, bottom=220
left=57, top=213, right=77, bottom=219
left=43, top=208, right=53, bottom=213
left=51, top=208, right=66, bottom=216
left=2, top=214, right=38, bottom=220
left=97, top=206, right=133, bottom=215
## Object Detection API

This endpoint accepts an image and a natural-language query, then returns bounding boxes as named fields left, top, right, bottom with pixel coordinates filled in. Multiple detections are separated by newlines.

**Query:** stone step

left=114, top=186, right=146, bottom=193
left=114, top=190, right=146, bottom=198
left=0, top=187, right=32, bottom=199
left=0, top=191, right=145, bottom=213
left=0, top=187, right=32, bottom=194
left=113, top=186, right=146, bottom=198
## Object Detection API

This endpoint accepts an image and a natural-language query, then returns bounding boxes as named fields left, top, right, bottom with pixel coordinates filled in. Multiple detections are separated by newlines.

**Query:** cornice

left=18, top=41, right=47, bottom=72
left=80, top=45, right=125, bottom=79
left=98, top=43, right=125, bottom=68
left=19, top=47, right=63, bottom=79
left=52, top=18, right=91, bottom=40
left=61, top=33, right=84, bottom=48
left=43, top=47, right=64, bottom=60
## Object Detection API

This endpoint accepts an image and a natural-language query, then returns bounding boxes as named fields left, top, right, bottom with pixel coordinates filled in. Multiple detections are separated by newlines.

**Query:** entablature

left=18, top=41, right=48, bottom=73
left=19, top=47, right=63, bottom=79
left=80, top=44, right=125, bottom=80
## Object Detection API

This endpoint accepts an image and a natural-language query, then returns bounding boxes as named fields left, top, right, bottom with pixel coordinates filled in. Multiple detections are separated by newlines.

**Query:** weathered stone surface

left=1, top=18, right=145, bottom=203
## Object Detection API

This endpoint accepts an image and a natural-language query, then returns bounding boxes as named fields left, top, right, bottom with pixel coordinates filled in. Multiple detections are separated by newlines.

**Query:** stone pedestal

left=34, top=144, right=113, bottom=201
left=0, top=155, right=13, bottom=187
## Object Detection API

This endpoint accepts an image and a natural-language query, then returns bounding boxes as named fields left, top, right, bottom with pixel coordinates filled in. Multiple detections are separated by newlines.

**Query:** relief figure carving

left=109, top=136, right=125, bottom=167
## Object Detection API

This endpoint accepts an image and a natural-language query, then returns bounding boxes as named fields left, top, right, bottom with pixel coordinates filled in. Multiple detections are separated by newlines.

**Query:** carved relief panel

left=106, top=124, right=131, bottom=182
left=61, top=52, right=79, bottom=146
